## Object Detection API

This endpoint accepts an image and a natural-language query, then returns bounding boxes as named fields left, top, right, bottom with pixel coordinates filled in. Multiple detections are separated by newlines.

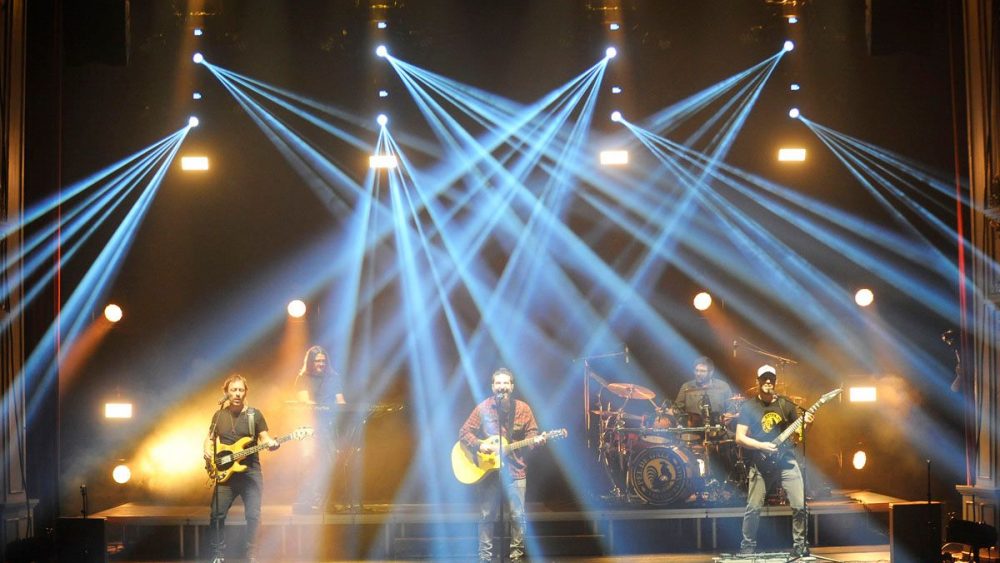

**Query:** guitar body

left=746, top=389, right=842, bottom=474
left=451, top=429, right=568, bottom=484
left=207, top=437, right=255, bottom=483
left=451, top=435, right=509, bottom=484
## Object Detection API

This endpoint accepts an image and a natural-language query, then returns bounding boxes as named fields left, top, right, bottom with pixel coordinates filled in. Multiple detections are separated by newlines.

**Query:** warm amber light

left=181, top=156, right=210, bottom=171
left=855, top=288, right=875, bottom=307
left=599, top=150, right=629, bottom=166
left=104, top=303, right=123, bottom=323
left=369, top=155, right=398, bottom=169
left=112, top=464, right=132, bottom=484
left=105, top=402, right=133, bottom=419
left=693, top=292, right=713, bottom=311
left=848, top=386, right=877, bottom=402
left=287, top=299, right=307, bottom=318
left=777, top=148, right=806, bottom=162
left=852, top=450, right=867, bottom=470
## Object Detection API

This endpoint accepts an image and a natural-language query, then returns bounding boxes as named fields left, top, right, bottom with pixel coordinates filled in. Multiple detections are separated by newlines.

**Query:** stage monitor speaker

left=889, top=501, right=942, bottom=563
left=55, top=517, right=107, bottom=563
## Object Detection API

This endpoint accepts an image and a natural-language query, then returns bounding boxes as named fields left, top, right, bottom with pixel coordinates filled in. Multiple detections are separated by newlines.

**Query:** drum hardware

left=606, top=382, right=656, bottom=400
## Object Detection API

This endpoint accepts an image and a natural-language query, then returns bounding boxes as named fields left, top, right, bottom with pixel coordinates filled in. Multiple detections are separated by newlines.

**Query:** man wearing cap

left=734, top=365, right=814, bottom=557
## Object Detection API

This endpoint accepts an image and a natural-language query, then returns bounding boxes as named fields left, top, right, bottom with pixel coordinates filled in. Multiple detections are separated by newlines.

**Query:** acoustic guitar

left=206, top=426, right=313, bottom=483
left=451, top=428, right=567, bottom=484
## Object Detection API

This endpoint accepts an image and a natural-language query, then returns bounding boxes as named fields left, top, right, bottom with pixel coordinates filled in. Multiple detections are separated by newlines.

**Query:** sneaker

left=738, top=546, right=754, bottom=555
left=789, top=545, right=810, bottom=558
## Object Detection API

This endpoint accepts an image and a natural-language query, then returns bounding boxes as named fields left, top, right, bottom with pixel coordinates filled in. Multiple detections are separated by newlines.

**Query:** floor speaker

left=55, top=517, right=107, bottom=563
left=889, top=501, right=942, bottom=563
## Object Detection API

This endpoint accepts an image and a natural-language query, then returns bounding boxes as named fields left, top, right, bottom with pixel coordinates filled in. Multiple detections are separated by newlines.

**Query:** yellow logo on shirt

left=761, top=411, right=784, bottom=433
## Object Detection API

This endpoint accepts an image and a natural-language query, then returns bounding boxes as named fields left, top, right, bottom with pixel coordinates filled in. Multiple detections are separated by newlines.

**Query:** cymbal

left=590, top=409, right=643, bottom=421
left=728, top=394, right=745, bottom=401
left=607, top=382, right=655, bottom=400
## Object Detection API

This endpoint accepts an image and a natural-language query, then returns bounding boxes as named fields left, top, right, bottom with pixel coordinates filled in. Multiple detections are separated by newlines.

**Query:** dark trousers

left=210, top=469, right=263, bottom=558
left=740, top=458, right=807, bottom=552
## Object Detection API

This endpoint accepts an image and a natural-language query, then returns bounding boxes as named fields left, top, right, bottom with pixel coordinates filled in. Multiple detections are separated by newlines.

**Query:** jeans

left=740, top=458, right=807, bottom=552
left=478, top=476, right=527, bottom=562
left=210, top=469, right=263, bottom=558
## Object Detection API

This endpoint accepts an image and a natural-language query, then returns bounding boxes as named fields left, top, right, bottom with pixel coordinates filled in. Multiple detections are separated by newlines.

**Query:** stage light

left=605, top=46, right=618, bottom=59
left=852, top=449, right=867, bottom=470
left=854, top=288, right=875, bottom=307
left=104, top=402, right=133, bottom=419
left=788, top=16, right=798, bottom=24
left=599, top=149, right=628, bottom=166
left=369, top=154, right=398, bottom=169
left=693, top=292, right=713, bottom=311
left=112, top=463, right=132, bottom=484
left=848, top=386, right=877, bottom=402
left=611, top=86, right=622, bottom=94
left=287, top=299, right=307, bottom=318
left=378, top=89, right=389, bottom=98
left=783, top=40, right=795, bottom=52
left=104, top=303, right=123, bottom=323
left=181, top=156, right=210, bottom=171
left=788, top=108, right=800, bottom=119
left=777, top=147, right=806, bottom=162
left=609, top=22, right=620, bottom=31
left=790, top=83, right=801, bottom=91
left=377, top=113, right=389, bottom=126
left=188, top=116, right=200, bottom=128
left=192, top=52, right=204, bottom=64
left=610, top=111, right=622, bottom=122
left=192, top=92, right=203, bottom=100
left=377, top=21, right=388, bottom=29
left=193, top=28, right=204, bottom=36
left=375, top=45, right=389, bottom=58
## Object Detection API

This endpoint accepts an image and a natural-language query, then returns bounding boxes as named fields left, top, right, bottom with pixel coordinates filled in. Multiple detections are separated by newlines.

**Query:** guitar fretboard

left=228, top=433, right=297, bottom=461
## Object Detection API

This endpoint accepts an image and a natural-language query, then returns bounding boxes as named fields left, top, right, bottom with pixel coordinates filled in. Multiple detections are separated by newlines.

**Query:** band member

left=292, top=345, right=345, bottom=513
left=672, top=356, right=734, bottom=424
left=458, top=368, right=545, bottom=563
left=734, top=366, right=814, bottom=557
left=203, top=374, right=279, bottom=563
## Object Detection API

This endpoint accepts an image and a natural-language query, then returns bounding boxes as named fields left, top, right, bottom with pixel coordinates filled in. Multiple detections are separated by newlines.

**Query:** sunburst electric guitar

left=206, top=426, right=313, bottom=484
left=451, top=429, right=567, bottom=484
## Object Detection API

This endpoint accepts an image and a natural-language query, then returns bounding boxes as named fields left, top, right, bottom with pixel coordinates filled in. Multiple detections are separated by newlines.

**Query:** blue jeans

left=210, top=469, right=263, bottom=558
left=740, top=458, right=807, bottom=552
left=478, top=476, right=527, bottom=562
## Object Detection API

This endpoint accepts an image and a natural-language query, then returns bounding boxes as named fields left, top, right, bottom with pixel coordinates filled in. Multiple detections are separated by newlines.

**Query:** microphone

left=733, top=339, right=739, bottom=358
left=941, top=329, right=954, bottom=346
left=624, top=345, right=630, bottom=364
left=217, top=395, right=229, bottom=406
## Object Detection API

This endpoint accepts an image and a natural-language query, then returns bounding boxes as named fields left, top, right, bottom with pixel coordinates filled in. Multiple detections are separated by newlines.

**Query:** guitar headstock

left=292, top=426, right=314, bottom=440
left=547, top=429, right=568, bottom=439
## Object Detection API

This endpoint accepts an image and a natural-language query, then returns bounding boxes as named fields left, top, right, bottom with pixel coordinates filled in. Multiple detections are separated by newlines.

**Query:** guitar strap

left=248, top=407, right=256, bottom=441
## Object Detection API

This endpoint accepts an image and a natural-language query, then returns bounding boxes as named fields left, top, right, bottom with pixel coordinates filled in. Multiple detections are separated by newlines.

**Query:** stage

left=89, top=489, right=903, bottom=561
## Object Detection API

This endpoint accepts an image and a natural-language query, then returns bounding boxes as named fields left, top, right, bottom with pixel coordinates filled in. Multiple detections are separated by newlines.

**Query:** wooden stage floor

left=89, top=489, right=905, bottom=561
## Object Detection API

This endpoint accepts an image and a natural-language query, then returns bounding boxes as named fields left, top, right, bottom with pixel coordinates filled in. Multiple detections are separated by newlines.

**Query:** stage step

left=714, top=553, right=812, bottom=562
left=393, top=534, right=605, bottom=559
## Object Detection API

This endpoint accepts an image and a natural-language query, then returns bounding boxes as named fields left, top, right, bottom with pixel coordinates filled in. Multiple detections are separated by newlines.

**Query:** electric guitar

left=751, top=388, right=841, bottom=472
left=206, top=426, right=313, bottom=483
left=451, top=428, right=568, bottom=484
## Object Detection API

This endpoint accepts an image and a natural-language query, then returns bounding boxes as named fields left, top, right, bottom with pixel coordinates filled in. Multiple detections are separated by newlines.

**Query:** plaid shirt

left=459, top=397, right=539, bottom=480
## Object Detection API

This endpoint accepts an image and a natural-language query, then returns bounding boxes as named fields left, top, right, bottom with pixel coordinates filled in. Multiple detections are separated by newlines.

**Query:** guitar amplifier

left=889, top=501, right=941, bottom=563
left=55, top=517, right=107, bottom=563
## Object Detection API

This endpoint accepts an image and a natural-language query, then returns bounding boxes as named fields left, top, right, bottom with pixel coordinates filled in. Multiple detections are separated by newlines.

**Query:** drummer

left=671, top=356, right=736, bottom=428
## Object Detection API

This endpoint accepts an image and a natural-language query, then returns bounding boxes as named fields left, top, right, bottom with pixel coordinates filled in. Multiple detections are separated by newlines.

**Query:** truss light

left=377, top=21, right=388, bottom=29
left=783, top=40, right=795, bottom=52
left=112, top=463, right=132, bottom=484
left=605, top=46, right=618, bottom=59
left=192, top=52, right=204, bottom=64
left=852, top=449, right=867, bottom=470
left=376, top=114, right=389, bottom=127
left=790, top=83, right=800, bottom=91
left=188, top=116, right=200, bottom=128
left=693, top=292, right=712, bottom=311
left=369, top=154, right=398, bottom=169
left=378, top=89, right=389, bottom=98
left=287, top=299, right=307, bottom=318
left=611, top=86, right=622, bottom=94
left=193, top=28, right=204, bottom=36
left=777, top=148, right=806, bottom=162
left=855, top=288, right=875, bottom=307
left=788, top=16, right=798, bottom=24
left=610, top=111, right=622, bottom=123
left=193, top=92, right=203, bottom=100
left=788, top=108, right=800, bottom=119
left=375, top=45, right=389, bottom=58
left=104, top=303, right=123, bottom=323
left=599, top=150, right=628, bottom=166
left=848, top=386, right=877, bottom=402
left=181, top=156, right=210, bottom=171
left=609, top=22, right=620, bottom=31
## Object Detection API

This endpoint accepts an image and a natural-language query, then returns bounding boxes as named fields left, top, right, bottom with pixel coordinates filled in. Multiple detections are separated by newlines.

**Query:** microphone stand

left=209, top=401, right=225, bottom=561
left=493, top=392, right=507, bottom=563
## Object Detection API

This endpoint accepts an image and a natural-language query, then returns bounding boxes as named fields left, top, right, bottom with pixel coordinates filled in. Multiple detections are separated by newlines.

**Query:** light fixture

left=376, top=114, right=389, bottom=126
left=609, top=22, right=620, bottom=31
left=112, top=463, right=132, bottom=484
left=375, top=45, right=389, bottom=58
left=193, top=28, right=204, bottom=36
left=777, top=147, right=806, bottom=162
left=611, top=86, right=622, bottom=94
left=287, top=299, right=307, bottom=318
left=605, top=46, right=618, bottom=59
left=788, top=16, right=798, bottom=24
left=378, top=89, right=389, bottom=98
left=105, top=402, right=133, bottom=419
left=192, top=92, right=203, bottom=100
left=848, top=386, right=877, bottom=402
left=790, top=83, right=801, bottom=91
left=854, top=288, right=875, bottom=307
left=852, top=449, right=867, bottom=470
left=369, top=154, right=399, bottom=169
left=192, top=52, right=205, bottom=64
left=181, top=156, right=210, bottom=171
left=188, top=116, right=200, bottom=128
left=376, top=21, right=388, bottom=29
left=783, top=40, right=795, bottom=52
left=693, top=292, right=712, bottom=311
left=788, top=108, right=800, bottom=119
left=104, top=303, right=123, bottom=323
left=599, top=149, right=628, bottom=166
left=610, top=111, right=622, bottom=122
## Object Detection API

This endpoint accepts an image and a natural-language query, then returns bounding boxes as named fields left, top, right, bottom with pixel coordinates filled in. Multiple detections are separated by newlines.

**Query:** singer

left=203, top=374, right=280, bottom=563
left=458, top=368, right=543, bottom=563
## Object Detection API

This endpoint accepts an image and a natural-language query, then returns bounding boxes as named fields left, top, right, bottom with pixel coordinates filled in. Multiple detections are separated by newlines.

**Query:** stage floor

left=89, top=489, right=905, bottom=561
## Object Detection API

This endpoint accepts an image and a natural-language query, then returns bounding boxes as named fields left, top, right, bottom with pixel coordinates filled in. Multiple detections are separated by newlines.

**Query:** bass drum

left=629, top=445, right=695, bottom=506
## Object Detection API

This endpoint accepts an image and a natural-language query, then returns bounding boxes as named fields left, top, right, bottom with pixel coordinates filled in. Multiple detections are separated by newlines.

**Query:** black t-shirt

left=209, top=407, right=270, bottom=469
left=736, top=395, right=799, bottom=444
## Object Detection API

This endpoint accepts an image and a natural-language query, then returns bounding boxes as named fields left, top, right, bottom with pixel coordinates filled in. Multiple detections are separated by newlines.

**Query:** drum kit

left=593, top=381, right=749, bottom=506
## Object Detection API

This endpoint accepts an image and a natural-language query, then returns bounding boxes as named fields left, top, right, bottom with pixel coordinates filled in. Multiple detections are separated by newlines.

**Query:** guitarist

left=734, top=366, right=814, bottom=558
left=458, top=368, right=545, bottom=563
left=202, top=374, right=279, bottom=563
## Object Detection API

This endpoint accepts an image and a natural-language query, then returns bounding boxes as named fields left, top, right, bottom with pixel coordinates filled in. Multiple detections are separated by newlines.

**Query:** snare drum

left=641, top=410, right=677, bottom=445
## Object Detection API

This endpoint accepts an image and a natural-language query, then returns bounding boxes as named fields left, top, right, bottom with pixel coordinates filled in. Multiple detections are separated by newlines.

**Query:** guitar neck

left=229, top=433, right=294, bottom=461
left=771, top=390, right=841, bottom=447
left=499, top=430, right=560, bottom=452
